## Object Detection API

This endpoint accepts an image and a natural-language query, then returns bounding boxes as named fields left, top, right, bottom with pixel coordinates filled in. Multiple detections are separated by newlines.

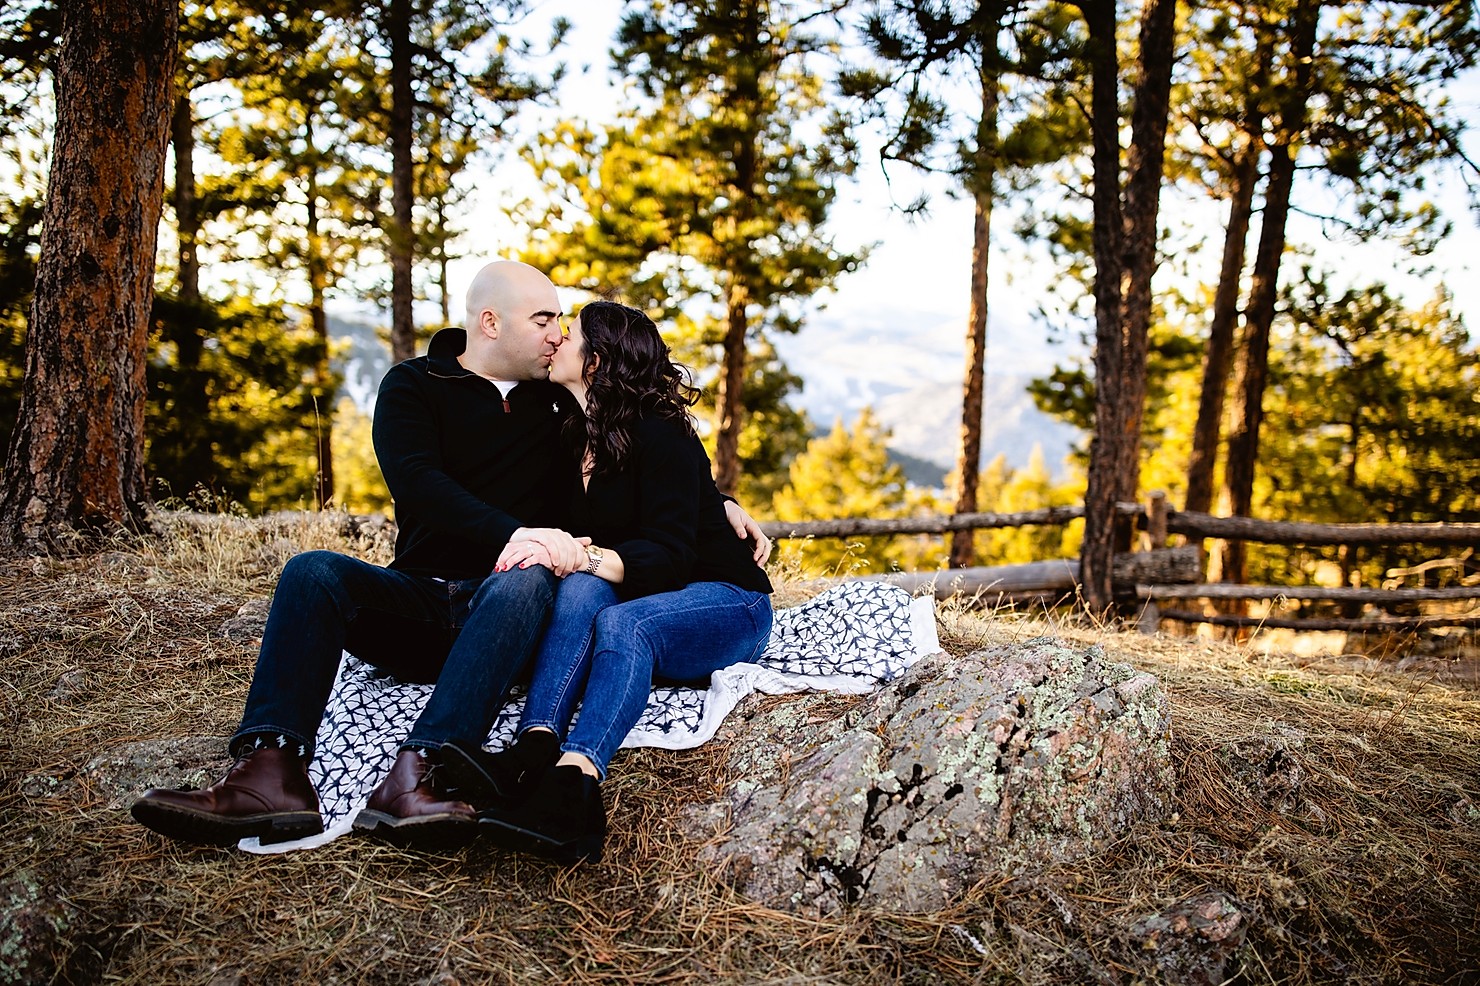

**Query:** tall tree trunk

left=1183, top=130, right=1261, bottom=514
left=433, top=181, right=452, bottom=325
left=1080, top=0, right=1176, bottom=614
left=949, top=60, right=1000, bottom=570
left=437, top=199, right=451, bottom=326
left=1078, top=0, right=1127, bottom=613
left=1215, top=0, right=1319, bottom=587
left=172, top=94, right=198, bottom=306
left=388, top=0, right=416, bottom=363
left=713, top=14, right=762, bottom=496
left=306, top=165, right=334, bottom=509
left=0, top=0, right=177, bottom=549
left=713, top=284, right=749, bottom=495
left=169, top=91, right=214, bottom=492
left=1113, top=0, right=1176, bottom=500
left=1184, top=39, right=1270, bottom=515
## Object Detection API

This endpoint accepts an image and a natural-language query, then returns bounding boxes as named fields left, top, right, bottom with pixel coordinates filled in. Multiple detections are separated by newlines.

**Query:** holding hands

left=501, top=505, right=768, bottom=577
left=500, top=527, right=591, bottom=576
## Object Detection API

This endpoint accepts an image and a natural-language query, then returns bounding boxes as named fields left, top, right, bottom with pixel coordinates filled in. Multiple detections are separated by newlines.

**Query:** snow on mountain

left=773, top=305, right=1083, bottom=485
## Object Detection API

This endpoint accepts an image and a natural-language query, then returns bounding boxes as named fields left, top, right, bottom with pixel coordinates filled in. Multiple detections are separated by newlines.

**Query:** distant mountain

left=772, top=305, right=1084, bottom=486
left=795, top=377, right=1081, bottom=489
left=877, top=374, right=1081, bottom=480
left=886, top=447, right=949, bottom=488
left=330, top=315, right=391, bottom=411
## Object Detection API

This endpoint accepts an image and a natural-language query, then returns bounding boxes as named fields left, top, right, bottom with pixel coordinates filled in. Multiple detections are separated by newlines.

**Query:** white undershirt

left=488, top=380, right=519, bottom=400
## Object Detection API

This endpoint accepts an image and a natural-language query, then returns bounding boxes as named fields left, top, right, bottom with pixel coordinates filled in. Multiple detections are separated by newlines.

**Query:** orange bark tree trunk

left=0, top=0, right=177, bottom=550
left=1215, top=0, right=1319, bottom=589
left=1183, top=39, right=1270, bottom=516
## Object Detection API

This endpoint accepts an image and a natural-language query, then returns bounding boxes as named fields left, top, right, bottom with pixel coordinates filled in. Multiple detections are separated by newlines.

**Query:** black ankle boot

left=479, top=764, right=606, bottom=864
left=439, top=730, right=560, bottom=810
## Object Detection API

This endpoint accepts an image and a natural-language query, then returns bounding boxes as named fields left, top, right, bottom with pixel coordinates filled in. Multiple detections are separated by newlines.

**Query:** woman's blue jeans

left=517, top=574, right=773, bottom=778
left=231, top=550, right=555, bottom=758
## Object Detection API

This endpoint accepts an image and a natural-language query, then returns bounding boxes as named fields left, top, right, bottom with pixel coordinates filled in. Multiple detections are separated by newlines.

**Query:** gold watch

left=584, top=545, right=604, bottom=575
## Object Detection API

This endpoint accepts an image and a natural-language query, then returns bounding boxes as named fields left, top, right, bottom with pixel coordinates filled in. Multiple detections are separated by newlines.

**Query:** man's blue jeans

left=517, top=574, right=773, bottom=777
left=231, top=550, right=555, bottom=759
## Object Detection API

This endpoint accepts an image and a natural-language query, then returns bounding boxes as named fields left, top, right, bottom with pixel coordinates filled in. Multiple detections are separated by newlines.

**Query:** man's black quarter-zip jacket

left=372, top=327, right=576, bottom=579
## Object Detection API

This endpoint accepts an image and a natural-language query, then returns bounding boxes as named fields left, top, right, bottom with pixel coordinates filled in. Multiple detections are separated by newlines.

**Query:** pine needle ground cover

left=1, top=513, right=1476, bottom=984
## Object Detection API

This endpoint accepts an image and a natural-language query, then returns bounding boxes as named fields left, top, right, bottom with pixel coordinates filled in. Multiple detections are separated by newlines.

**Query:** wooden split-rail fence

left=758, top=494, right=1480, bottom=634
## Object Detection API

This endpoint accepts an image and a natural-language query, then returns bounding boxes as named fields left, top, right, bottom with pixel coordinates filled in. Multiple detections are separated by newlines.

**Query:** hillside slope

left=5, top=513, right=1473, bottom=984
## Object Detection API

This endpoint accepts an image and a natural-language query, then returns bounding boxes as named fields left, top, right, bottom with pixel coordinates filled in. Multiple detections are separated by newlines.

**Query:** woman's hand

left=496, top=539, right=554, bottom=573
left=722, top=500, right=772, bottom=565
left=506, top=527, right=592, bottom=576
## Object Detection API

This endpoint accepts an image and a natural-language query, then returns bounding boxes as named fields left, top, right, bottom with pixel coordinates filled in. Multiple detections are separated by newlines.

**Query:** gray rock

left=218, top=598, right=270, bottom=644
left=1130, top=890, right=1248, bottom=985
left=77, top=735, right=230, bottom=810
left=698, top=637, right=1174, bottom=914
left=1217, top=727, right=1307, bottom=816
left=0, top=869, right=70, bottom=985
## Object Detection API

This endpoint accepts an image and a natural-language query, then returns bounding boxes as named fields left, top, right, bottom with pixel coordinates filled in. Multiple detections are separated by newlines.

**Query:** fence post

left=1144, top=490, right=1168, bottom=551
left=1138, top=599, right=1161, bottom=635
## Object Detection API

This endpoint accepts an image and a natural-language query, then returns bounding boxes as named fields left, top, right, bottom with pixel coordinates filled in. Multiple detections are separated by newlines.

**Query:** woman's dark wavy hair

left=567, top=300, right=700, bottom=476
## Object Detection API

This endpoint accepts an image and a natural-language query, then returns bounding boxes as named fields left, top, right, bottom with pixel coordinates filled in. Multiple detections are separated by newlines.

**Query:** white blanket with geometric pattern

left=241, top=580, right=939, bottom=853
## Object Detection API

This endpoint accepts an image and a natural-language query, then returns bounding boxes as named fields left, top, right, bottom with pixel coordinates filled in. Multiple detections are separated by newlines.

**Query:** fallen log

left=1156, top=610, right=1480, bottom=632
left=811, top=546, right=1202, bottom=601
left=1136, top=584, right=1480, bottom=603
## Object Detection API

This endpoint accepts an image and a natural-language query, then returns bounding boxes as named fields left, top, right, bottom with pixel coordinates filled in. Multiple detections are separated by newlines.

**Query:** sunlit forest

left=2, top=6, right=1479, bottom=981
left=2, top=0, right=1477, bottom=590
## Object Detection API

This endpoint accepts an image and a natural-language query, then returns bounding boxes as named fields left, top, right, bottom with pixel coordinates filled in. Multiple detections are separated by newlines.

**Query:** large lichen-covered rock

left=698, top=637, right=1173, bottom=914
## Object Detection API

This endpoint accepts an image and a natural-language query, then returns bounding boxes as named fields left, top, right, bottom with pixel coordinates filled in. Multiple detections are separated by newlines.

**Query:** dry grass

left=2, top=513, right=1477, bottom=984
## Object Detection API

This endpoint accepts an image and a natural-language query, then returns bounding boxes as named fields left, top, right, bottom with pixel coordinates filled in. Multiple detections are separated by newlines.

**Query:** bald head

left=464, top=260, right=555, bottom=327
left=460, top=260, right=565, bottom=381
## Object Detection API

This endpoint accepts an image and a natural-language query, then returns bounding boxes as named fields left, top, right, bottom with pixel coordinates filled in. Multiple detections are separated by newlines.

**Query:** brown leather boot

left=131, top=747, right=322, bottom=847
left=352, top=749, right=476, bottom=850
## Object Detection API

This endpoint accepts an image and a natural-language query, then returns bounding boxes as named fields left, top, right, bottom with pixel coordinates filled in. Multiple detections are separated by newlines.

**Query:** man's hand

left=507, top=527, right=591, bottom=577
left=722, top=500, right=772, bottom=566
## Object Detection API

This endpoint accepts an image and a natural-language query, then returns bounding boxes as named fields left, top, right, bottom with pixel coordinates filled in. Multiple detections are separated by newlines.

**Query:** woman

left=442, top=301, right=773, bottom=864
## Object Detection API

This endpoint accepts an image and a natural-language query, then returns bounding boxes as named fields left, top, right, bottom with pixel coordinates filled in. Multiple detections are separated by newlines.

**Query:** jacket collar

left=427, top=327, right=475, bottom=379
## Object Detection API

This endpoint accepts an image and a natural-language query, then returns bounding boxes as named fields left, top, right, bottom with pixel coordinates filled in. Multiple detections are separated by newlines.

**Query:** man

left=131, top=261, right=769, bottom=849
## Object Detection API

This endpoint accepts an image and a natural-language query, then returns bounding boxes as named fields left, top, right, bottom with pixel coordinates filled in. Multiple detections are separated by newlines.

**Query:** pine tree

left=0, top=196, right=42, bottom=457
left=843, top=0, right=1085, bottom=567
left=973, top=446, right=1083, bottom=566
left=521, top=0, right=861, bottom=493
left=1252, top=278, right=1480, bottom=587
left=331, top=397, right=393, bottom=515
left=183, top=3, right=372, bottom=508
left=358, top=0, right=557, bottom=362
left=146, top=296, right=325, bottom=512
left=1209, top=0, right=1477, bottom=585
left=1076, top=0, right=1178, bottom=613
left=667, top=329, right=812, bottom=510
left=772, top=408, right=916, bottom=575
